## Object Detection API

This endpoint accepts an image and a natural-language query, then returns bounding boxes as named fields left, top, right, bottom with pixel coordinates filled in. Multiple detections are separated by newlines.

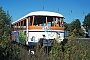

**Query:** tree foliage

left=0, top=7, right=11, bottom=40
left=0, top=6, right=28, bottom=60
left=64, top=22, right=68, bottom=30
left=69, top=19, right=81, bottom=32
left=0, top=6, right=12, bottom=60
left=64, top=19, right=83, bottom=37
left=83, top=13, right=90, bottom=31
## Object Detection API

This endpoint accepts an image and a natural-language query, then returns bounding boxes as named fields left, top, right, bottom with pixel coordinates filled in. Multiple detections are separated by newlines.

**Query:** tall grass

left=6, top=37, right=90, bottom=60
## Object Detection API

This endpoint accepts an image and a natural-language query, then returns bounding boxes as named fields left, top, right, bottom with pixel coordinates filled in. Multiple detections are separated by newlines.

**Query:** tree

left=66, top=19, right=83, bottom=37
left=0, top=6, right=12, bottom=60
left=64, top=22, right=68, bottom=30
left=83, top=13, right=90, bottom=31
left=70, top=19, right=81, bottom=32
left=0, top=6, right=31, bottom=60
left=0, top=7, right=11, bottom=40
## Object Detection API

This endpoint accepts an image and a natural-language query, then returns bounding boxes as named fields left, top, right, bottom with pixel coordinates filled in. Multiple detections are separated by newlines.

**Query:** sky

left=0, top=0, right=90, bottom=25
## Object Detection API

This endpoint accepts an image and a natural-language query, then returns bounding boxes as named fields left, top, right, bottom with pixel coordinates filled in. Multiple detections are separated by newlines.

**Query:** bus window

left=48, top=22, right=51, bottom=26
left=58, top=18, right=60, bottom=27
left=53, top=17, right=63, bottom=27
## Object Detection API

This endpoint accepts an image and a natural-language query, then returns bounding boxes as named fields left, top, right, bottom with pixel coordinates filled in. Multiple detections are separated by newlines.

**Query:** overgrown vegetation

left=0, top=6, right=90, bottom=60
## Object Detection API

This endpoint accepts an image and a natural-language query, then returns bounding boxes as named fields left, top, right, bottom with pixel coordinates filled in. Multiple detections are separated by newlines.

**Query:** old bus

left=11, top=11, right=64, bottom=46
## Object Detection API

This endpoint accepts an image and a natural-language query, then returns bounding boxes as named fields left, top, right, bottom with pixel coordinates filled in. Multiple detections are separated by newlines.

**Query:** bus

left=11, top=11, right=64, bottom=46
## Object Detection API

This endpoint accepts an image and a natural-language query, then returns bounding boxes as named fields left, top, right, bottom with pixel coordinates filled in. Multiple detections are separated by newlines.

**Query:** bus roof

left=12, top=11, right=64, bottom=24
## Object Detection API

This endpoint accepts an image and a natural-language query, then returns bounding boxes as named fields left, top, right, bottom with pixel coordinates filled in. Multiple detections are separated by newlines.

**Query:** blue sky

left=0, top=0, right=90, bottom=25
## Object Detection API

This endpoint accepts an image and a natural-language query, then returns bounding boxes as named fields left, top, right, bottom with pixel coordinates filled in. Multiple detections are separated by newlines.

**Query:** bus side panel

left=12, top=30, right=26, bottom=45
left=28, top=30, right=64, bottom=44
left=11, top=31, right=19, bottom=42
left=18, top=30, right=26, bottom=45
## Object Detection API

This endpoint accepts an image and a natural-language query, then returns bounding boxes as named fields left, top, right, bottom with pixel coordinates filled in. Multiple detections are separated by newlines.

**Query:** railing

left=28, top=26, right=64, bottom=30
